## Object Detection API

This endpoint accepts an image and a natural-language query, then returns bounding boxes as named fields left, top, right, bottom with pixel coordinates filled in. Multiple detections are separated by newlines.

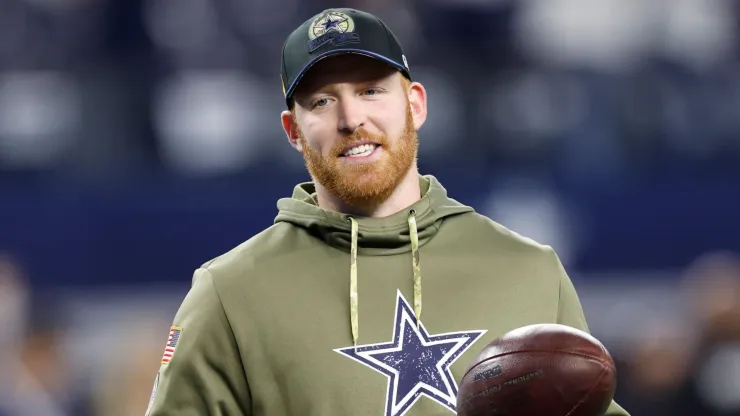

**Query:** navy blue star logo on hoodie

left=335, top=290, right=487, bottom=416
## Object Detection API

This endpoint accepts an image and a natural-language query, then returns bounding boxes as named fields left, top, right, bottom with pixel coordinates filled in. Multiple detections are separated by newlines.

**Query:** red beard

left=298, top=105, right=418, bottom=208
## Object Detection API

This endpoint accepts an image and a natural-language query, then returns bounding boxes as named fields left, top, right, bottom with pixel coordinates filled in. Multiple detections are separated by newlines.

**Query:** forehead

left=295, top=54, right=399, bottom=95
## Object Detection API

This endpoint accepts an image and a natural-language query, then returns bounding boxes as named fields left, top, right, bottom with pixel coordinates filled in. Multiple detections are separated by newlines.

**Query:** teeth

left=344, top=144, right=377, bottom=157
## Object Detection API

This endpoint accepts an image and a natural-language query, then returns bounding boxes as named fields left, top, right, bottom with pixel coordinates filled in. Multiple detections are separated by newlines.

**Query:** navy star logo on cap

left=335, top=290, right=487, bottom=416
left=321, top=14, right=346, bottom=32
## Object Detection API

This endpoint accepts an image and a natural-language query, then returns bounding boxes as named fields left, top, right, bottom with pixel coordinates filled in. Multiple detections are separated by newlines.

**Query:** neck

left=314, top=167, right=422, bottom=218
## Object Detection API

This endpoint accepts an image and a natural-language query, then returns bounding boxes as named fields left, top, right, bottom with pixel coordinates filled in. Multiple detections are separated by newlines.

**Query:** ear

left=281, top=110, right=303, bottom=152
left=406, top=81, right=427, bottom=131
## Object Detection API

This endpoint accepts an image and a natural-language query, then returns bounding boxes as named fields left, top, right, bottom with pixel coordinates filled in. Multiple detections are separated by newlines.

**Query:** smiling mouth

left=341, top=143, right=380, bottom=158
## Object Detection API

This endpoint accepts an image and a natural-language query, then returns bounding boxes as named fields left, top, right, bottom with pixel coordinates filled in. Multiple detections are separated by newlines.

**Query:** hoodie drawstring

left=348, top=210, right=422, bottom=348
left=408, top=210, right=422, bottom=329
left=349, top=217, right=359, bottom=347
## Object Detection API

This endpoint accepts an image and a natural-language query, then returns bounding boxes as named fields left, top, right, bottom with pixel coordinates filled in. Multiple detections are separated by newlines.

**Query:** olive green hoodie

left=145, top=175, right=629, bottom=416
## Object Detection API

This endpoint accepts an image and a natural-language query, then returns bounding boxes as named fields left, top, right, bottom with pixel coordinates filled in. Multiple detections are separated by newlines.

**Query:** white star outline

left=334, top=290, right=487, bottom=416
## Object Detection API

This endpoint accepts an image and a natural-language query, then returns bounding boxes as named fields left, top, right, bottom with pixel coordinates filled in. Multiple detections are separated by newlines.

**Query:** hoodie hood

left=275, top=174, right=474, bottom=347
left=274, top=174, right=473, bottom=256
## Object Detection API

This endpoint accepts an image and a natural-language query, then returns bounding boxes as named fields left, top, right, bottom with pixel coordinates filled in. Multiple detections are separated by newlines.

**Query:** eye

left=362, top=88, right=380, bottom=96
left=312, top=97, right=329, bottom=108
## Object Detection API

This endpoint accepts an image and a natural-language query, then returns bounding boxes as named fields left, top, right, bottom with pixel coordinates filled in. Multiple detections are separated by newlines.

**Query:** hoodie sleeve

left=145, top=267, right=251, bottom=416
left=549, top=248, right=631, bottom=416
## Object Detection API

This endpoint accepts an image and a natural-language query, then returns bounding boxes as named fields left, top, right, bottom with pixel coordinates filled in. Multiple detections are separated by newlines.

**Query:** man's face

left=285, top=55, right=424, bottom=208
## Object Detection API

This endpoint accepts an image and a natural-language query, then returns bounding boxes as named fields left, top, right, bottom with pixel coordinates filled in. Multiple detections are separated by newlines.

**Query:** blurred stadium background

left=1, top=0, right=740, bottom=414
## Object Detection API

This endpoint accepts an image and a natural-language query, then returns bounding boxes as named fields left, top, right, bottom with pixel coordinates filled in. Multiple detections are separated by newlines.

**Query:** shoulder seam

left=200, top=267, right=252, bottom=410
left=549, top=247, right=564, bottom=323
left=200, top=222, right=290, bottom=270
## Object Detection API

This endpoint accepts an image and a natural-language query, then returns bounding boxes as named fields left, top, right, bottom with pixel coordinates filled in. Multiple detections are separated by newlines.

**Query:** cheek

left=378, top=102, right=409, bottom=138
left=296, top=117, right=326, bottom=152
left=300, top=129, right=335, bottom=157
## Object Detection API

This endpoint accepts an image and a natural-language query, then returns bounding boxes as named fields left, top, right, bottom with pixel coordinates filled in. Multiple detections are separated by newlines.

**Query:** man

left=145, top=7, right=630, bottom=416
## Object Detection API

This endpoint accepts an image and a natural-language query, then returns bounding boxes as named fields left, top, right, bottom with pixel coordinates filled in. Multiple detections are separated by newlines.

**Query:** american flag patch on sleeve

left=161, top=326, right=183, bottom=364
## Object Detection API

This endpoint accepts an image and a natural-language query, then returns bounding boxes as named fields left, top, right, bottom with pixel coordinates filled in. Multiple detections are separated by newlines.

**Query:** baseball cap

left=280, top=8, right=411, bottom=107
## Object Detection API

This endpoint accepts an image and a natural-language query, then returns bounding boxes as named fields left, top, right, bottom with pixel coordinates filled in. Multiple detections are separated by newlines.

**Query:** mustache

left=331, top=129, right=389, bottom=155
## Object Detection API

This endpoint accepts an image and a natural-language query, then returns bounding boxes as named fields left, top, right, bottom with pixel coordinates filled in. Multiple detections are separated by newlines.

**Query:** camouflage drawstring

left=408, top=210, right=422, bottom=328
left=347, top=210, right=422, bottom=347
left=349, top=217, right=359, bottom=350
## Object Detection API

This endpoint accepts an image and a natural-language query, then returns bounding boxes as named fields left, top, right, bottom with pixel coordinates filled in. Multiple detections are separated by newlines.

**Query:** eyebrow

left=307, top=75, right=391, bottom=95
left=296, top=70, right=399, bottom=104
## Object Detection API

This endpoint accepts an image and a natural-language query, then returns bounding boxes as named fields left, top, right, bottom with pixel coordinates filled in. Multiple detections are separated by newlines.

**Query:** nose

left=336, top=98, right=365, bottom=135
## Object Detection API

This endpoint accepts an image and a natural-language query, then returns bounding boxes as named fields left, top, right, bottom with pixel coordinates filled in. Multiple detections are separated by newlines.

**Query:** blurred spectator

left=615, top=251, right=740, bottom=415
left=615, top=319, right=702, bottom=414
left=682, top=251, right=740, bottom=415
left=0, top=255, right=76, bottom=416
left=0, top=255, right=29, bottom=416
left=90, top=320, right=171, bottom=416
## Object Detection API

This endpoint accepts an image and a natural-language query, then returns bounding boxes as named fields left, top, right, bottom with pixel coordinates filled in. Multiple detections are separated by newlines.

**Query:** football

left=457, top=323, right=616, bottom=416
